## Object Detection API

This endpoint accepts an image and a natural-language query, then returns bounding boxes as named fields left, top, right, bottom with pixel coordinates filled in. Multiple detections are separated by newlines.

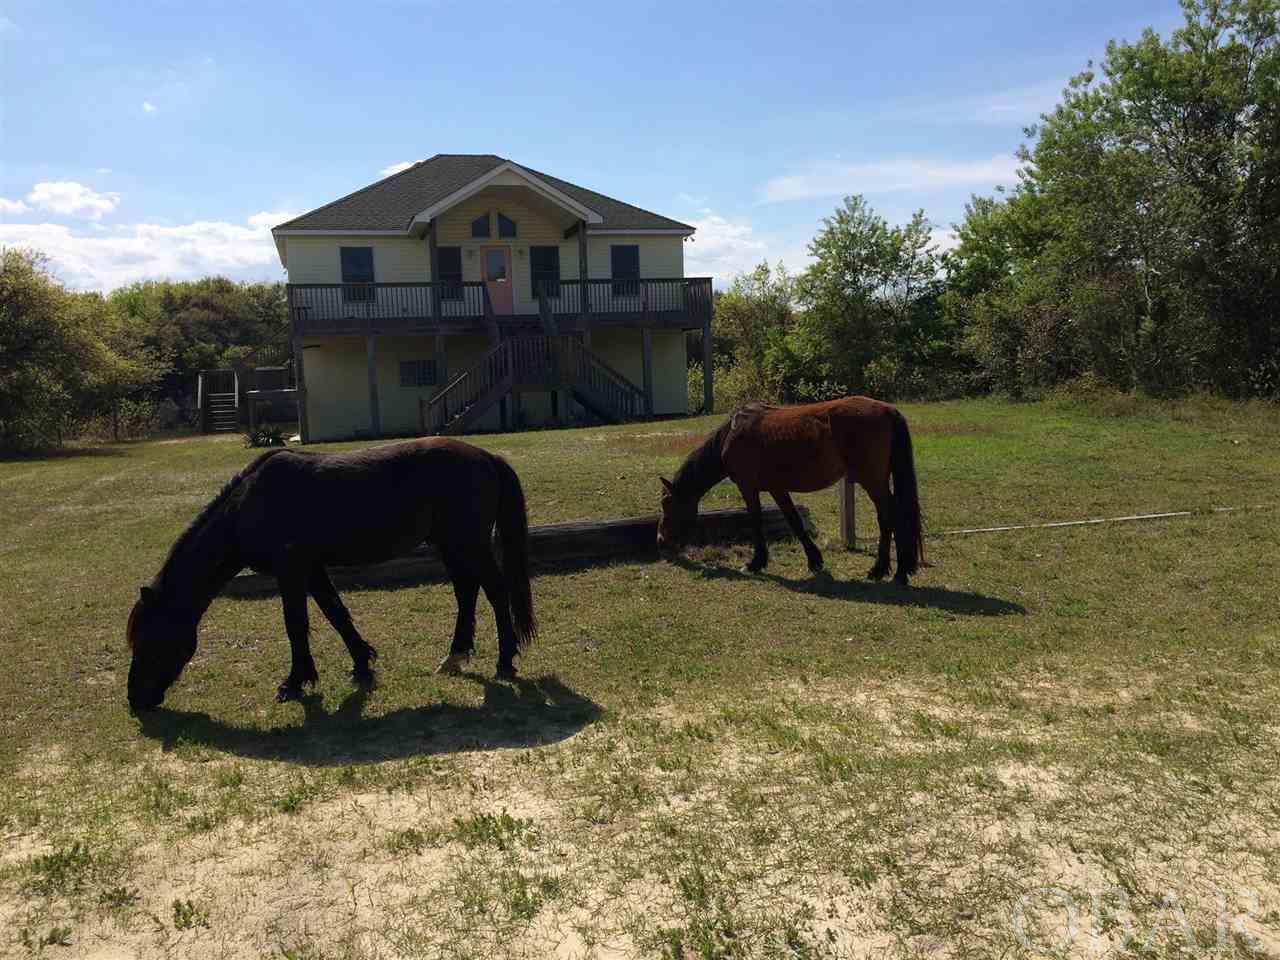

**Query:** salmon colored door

left=481, top=246, right=513, bottom=315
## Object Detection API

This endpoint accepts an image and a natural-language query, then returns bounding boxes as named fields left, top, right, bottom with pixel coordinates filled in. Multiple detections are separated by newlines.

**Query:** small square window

left=471, top=213, right=490, bottom=239
left=399, top=358, right=438, bottom=388
left=497, top=212, right=517, bottom=238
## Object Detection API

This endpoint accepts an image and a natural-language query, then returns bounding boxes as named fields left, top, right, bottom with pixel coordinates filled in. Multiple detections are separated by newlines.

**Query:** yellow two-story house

left=272, top=154, right=713, bottom=442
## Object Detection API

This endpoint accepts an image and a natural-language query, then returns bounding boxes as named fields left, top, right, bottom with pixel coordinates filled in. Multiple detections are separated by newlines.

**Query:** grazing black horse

left=126, top=438, right=536, bottom=711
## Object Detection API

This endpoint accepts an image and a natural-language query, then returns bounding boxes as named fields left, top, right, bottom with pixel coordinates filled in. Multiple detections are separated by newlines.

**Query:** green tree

left=710, top=261, right=796, bottom=406
left=949, top=0, right=1280, bottom=396
left=787, top=196, right=954, bottom=399
left=0, top=249, right=165, bottom=450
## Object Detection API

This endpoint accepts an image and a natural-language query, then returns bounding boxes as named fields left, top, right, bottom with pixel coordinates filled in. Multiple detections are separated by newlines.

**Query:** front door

left=481, top=246, right=513, bottom=315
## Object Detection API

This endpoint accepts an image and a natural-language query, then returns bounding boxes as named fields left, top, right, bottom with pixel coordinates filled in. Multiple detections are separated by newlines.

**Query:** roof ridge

left=273, top=154, right=446, bottom=231
left=517, top=163, right=695, bottom=232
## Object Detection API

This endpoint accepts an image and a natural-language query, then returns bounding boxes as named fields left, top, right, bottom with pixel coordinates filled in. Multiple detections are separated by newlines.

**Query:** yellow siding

left=651, top=330, right=689, bottom=415
left=587, top=328, right=688, bottom=417
left=435, top=188, right=578, bottom=315
left=585, top=235, right=684, bottom=279
left=301, top=337, right=372, bottom=442
left=286, top=236, right=428, bottom=284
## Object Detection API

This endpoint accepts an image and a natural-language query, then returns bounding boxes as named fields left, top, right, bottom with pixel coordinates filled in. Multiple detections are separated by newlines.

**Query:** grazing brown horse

left=126, top=438, right=536, bottom=711
left=657, top=397, right=924, bottom=584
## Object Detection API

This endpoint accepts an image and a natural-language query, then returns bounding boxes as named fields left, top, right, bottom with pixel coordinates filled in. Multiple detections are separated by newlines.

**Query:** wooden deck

left=287, top=277, right=713, bottom=337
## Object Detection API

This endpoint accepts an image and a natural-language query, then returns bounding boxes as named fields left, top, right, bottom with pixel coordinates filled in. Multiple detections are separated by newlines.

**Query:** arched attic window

left=471, top=213, right=490, bottom=239
left=497, top=212, right=517, bottom=238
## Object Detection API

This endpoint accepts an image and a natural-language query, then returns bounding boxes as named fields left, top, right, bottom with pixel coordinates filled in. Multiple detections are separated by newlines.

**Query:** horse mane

left=671, top=416, right=734, bottom=503
left=154, top=448, right=292, bottom=596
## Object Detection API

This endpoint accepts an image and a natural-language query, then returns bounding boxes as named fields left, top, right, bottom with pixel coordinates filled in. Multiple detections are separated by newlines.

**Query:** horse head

left=656, top=477, right=697, bottom=551
left=126, top=586, right=198, bottom=712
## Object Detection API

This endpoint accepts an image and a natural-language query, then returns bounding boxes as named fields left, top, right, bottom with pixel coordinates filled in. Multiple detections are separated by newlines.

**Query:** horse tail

left=494, top=455, right=537, bottom=649
left=888, top=407, right=925, bottom=577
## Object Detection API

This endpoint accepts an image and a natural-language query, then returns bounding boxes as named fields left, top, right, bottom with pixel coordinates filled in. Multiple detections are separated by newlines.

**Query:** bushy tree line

left=705, top=0, right=1280, bottom=409
left=0, top=248, right=288, bottom=451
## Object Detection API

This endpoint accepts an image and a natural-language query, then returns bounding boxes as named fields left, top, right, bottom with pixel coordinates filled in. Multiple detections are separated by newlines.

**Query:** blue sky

left=1, top=0, right=1183, bottom=290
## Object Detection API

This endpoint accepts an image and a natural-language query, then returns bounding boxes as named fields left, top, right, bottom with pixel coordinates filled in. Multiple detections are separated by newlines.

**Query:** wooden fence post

left=838, top=481, right=856, bottom=549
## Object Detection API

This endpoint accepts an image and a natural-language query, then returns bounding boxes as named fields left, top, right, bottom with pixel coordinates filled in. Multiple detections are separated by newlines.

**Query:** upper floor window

left=610, top=245, right=640, bottom=296
left=497, top=212, right=517, bottom=238
left=437, top=247, right=463, bottom=301
left=340, top=246, right=374, bottom=301
left=471, top=213, right=490, bottom=239
left=530, top=246, right=560, bottom=298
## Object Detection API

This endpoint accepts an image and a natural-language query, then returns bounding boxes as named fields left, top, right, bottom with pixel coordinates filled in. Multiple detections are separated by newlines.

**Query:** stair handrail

left=422, top=339, right=510, bottom=433
left=558, top=336, right=646, bottom=419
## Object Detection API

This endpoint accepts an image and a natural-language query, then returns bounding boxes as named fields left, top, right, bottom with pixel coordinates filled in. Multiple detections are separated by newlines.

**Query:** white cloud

left=0, top=210, right=299, bottom=291
left=759, top=155, right=1023, bottom=203
left=0, top=197, right=30, bottom=216
left=247, top=210, right=300, bottom=231
left=682, top=211, right=771, bottom=288
left=929, top=227, right=961, bottom=255
left=142, top=101, right=157, bottom=113
left=379, top=160, right=421, bottom=177
left=27, top=181, right=121, bottom=220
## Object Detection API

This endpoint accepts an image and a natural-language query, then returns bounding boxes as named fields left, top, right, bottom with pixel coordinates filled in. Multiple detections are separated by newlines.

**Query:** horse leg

left=309, top=565, right=377, bottom=686
left=436, top=544, right=480, bottom=676
left=275, top=553, right=319, bottom=703
left=862, top=478, right=894, bottom=581
left=737, top=485, right=769, bottom=573
left=475, top=550, right=520, bottom=682
left=771, top=489, right=823, bottom=573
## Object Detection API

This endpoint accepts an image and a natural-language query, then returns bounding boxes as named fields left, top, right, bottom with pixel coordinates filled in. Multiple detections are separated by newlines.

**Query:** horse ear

left=659, top=477, right=674, bottom=493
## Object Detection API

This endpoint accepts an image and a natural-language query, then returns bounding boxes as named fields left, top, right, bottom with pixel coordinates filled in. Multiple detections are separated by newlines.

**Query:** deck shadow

left=134, top=673, right=601, bottom=765
left=675, top=558, right=1026, bottom=616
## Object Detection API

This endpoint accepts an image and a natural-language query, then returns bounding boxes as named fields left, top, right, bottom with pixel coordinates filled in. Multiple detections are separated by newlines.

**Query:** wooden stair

left=421, top=334, right=646, bottom=435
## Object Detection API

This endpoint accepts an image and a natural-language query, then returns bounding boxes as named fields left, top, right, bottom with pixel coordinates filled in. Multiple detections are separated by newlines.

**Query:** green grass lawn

left=1, top=397, right=1278, bottom=958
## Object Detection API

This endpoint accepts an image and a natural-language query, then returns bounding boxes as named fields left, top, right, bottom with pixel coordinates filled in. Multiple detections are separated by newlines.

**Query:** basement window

left=399, top=358, right=438, bottom=388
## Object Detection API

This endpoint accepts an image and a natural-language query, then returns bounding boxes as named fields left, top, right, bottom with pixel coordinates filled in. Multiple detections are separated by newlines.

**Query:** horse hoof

left=352, top=666, right=375, bottom=687
left=867, top=566, right=888, bottom=581
left=276, top=683, right=302, bottom=703
left=495, top=664, right=518, bottom=682
left=436, top=653, right=470, bottom=676
left=893, top=573, right=911, bottom=587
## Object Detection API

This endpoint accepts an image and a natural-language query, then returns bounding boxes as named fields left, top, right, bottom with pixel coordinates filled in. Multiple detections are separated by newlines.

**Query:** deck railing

left=288, top=278, right=713, bottom=334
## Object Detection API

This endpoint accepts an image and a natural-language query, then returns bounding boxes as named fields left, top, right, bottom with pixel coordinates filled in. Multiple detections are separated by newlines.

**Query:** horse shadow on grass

left=134, top=672, right=602, bottom=766
left=673, top=557, right=1026, bottom=617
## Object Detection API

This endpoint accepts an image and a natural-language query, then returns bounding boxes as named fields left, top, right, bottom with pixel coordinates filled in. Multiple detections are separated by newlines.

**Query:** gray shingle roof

left=274, top=155, right=694, bottom=234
